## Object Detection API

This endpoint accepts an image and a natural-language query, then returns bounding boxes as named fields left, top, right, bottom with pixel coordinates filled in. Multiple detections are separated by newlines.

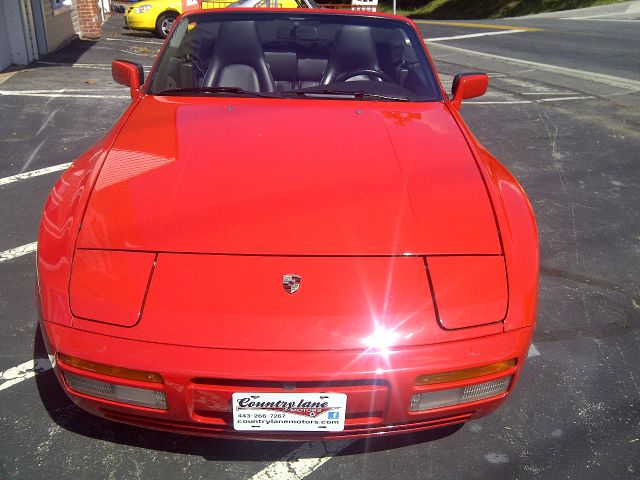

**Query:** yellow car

left=124, top=0, right=311, bottom=39
left=124, top=0, right=184, bottom=38
left=124, top=0, right=235, bottom=39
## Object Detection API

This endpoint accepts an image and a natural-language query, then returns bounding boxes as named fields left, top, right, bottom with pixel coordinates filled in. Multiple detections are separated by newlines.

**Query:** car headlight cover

left=427, top=256, right=508, bottom=330
left=69, top=249, right=156, bottom=327
left=134, top=4, right=152, bottom=13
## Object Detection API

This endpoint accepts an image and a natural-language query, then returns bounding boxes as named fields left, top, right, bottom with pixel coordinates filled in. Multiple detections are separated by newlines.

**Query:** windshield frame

left=145, top=10, right=444, bottom=103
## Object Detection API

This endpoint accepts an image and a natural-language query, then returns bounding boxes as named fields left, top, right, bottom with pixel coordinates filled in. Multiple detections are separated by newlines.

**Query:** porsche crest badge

left=282, top=274, right=301, bottom=294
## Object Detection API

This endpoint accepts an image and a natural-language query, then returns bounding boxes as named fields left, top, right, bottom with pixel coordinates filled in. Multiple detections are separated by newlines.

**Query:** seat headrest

left=213, top=21, right=265, bottom=65
left=295, top=26, right=319, bottom=41
left=321, top=25, right=380, bottom=84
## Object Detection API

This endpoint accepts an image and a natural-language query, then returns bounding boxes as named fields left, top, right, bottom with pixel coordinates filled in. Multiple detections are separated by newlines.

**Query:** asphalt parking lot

left=1, top=3, right=639, bottom=479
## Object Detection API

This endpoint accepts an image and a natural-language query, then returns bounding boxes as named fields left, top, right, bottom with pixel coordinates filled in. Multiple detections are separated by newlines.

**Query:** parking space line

left=561, top=13, right=633, bottom=19
left=1, top=88, right=124, bottom=94
left=36, top=109, right=59, bottom=137
left=35, top=61, right=152, bottom=70
left=36, top=61, right=111, bottom=70
left=0, top=90, right=129, bottom=99
left=465, top=95, right=595, bottom=105
left=521, top=92, right=579, bottom=95
left=0, top=358, right=52, bottom=393
left=467, top=100, right=533, bottom=105
left=105, top=37, right=163, bottom=45
left=0, top=162, right=71, bottom=187
left=120, top=48, right=156, bottom=57
left=536, top=95, right=594, bottom=102
left=0, top=242, right=38, bottom=263
left=426, top=30, right=529, bottom=42
left=20, top=138, right=48, bottom=174
left=527, top=344, right=540, bottom=358
left=249, top=440, right=353, bottom=480
left=562, top=18, right=640, bottom=22
left=415, top=20, right=542, bottom=32
left=46, top=88, right=67, bottom=105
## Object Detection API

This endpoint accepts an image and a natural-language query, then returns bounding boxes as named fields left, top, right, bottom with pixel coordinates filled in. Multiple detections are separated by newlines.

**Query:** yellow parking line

left=0, top=71, right=19, bottom=87
left=414, top=20, right=542, bottom=32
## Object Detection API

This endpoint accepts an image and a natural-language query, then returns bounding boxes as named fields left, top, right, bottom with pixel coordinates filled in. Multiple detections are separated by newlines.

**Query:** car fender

left=159, top=7, right=181, bottom=18
left=159, top=1, right=182, bottom=18
left=37, top=98, right=144, bottom=327
left=446, top=103, right=539, bottom=332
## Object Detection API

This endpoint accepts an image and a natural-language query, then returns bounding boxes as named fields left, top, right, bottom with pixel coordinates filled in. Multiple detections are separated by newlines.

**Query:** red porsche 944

left=37, top=9, right=538, bottom=440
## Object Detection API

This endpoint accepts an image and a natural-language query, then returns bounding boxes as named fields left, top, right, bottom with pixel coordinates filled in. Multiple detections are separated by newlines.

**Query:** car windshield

left=148, top=12, right=442, bottom=102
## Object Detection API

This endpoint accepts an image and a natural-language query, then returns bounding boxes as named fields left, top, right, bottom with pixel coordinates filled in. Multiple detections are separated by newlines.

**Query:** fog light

left=409, top=376, right=511, bottom=412
left=63, top=371, right=167, bottom=409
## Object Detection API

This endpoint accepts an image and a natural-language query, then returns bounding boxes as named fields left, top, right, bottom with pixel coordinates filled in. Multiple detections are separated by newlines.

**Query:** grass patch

left=377, top=0, right=628, bottom=19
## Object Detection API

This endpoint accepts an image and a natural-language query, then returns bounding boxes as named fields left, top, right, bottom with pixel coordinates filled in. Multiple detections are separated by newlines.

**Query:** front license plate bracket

left=232, top=392, right=347, bottom=432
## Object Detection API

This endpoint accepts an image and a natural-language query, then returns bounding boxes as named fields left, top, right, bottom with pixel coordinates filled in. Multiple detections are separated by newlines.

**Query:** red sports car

left=37, top=9, right=538, bottom=440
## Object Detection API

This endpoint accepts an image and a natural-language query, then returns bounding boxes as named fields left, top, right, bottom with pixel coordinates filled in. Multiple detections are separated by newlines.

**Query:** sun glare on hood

left=362, top=325, right=401, bottom=357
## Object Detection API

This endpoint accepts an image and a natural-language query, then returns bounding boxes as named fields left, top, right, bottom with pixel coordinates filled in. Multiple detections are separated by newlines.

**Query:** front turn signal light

left=414, top=359, right=516, bottom=386
left=58, top=353, right=163, bottom=384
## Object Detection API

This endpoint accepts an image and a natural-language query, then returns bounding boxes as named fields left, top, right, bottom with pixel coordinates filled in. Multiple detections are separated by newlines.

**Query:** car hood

left=78, top=96, right=500, bottom=255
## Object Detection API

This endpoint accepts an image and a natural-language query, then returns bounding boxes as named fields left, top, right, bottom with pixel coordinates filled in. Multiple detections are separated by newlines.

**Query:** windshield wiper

left=155, top=87, right=274, bottom=97
left=280, top=89, right=409, bottom=102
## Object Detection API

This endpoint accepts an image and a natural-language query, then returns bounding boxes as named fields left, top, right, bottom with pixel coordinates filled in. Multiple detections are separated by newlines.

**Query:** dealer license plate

left=232, top=392, right=347, bottom=432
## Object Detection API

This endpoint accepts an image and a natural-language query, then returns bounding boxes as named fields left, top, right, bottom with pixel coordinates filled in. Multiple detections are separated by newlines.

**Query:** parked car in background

left=124, top=0, right=314, bottom=38
left=124, top=0, right=185, bottom=38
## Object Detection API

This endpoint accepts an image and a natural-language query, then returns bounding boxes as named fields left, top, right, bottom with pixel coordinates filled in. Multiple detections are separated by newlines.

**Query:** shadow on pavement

left=1, top=40, right=99, bottom=74
left=5, top=15, right=161, bottom=74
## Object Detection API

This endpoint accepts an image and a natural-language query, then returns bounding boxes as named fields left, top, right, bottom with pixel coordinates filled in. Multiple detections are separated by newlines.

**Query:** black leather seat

left=264, top=51, right=298, bottom=91
left=321, top=25, right=383, bottom=85
left=203, top=21, right=276, bottom=92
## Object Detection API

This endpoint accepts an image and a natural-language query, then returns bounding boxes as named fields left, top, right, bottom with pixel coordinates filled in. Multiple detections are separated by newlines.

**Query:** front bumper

left=40, top=318, right=532, bottom=440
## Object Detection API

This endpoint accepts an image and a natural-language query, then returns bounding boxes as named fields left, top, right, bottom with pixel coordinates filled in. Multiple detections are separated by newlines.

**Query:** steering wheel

left=334, top=69, right=394, bottom=83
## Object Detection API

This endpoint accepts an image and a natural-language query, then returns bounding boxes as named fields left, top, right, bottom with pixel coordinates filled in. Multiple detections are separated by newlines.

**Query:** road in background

left=418, top=1, right=640, bottom=81
left=1, top=5, right=639, bottom=479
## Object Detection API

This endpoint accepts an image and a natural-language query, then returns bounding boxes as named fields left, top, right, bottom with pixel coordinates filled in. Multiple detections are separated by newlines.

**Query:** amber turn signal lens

left=58, top=353, right=163, bottom=384
left=414, top=359, right=516, bottom=386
